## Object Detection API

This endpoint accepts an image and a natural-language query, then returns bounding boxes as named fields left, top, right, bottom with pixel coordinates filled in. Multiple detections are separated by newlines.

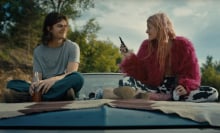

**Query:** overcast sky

left=74, top=0, right=220, bottom=65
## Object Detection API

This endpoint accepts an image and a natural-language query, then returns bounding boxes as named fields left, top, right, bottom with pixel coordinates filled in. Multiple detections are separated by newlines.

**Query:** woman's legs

left=102, top=76, right=150, bottom=99
left=116, top=76, right=219, bottom=102
left=103, top=88, right=120, bottom=99
left=118, top=76, right=158, bottom=93
left=113, top=76, right=174, bottom=100
left=182, top=86, right=219, bottom=102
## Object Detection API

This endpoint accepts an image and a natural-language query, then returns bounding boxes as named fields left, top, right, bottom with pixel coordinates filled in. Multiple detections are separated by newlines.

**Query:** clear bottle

left=32, top=72, right=42, bottom=102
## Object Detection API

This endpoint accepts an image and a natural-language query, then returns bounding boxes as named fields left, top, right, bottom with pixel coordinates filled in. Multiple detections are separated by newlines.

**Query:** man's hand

left=38, top=78, right=57, bottom=94
left=29, top=82, right=39, bottom=96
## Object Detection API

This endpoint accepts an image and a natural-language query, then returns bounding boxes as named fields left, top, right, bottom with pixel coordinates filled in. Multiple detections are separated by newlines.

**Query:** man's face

left=48, top=19, right=68, bottom=40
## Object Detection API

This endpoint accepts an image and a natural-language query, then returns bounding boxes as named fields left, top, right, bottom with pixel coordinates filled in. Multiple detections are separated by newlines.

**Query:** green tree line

left=0, top=0, right=121, bottom=72
left=0, top=0, right=219, bottom=94
left=201, top=56, right=220, bottom=93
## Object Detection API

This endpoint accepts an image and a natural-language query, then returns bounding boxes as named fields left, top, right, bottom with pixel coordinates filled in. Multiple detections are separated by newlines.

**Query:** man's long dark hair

left=41, top=12, right=68, bottom=45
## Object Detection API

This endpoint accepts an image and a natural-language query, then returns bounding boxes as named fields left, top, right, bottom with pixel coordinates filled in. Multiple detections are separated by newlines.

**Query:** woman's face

left=48, top=19, right=68, bottom=40
left=146, top=23, right=157, bottom=41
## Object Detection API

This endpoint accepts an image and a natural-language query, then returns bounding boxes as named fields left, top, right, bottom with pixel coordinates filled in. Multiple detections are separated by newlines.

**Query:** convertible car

left=0, top=73, right=219, bottom=133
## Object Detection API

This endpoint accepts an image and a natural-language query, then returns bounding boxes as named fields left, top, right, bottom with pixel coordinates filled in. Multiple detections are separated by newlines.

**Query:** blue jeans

left=6, top=72, right=84, bottom=101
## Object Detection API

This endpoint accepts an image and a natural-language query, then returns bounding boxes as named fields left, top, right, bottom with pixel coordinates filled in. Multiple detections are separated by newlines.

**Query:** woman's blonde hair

left=147, top=12, right=176, bottom=73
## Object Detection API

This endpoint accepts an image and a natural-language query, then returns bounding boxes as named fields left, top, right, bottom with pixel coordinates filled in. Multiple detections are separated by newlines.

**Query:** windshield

left=80, top=73, right=123, bottom=96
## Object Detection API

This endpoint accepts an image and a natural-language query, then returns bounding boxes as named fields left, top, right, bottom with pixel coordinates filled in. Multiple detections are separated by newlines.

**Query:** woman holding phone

left=105, top=12, right=218, bottom=102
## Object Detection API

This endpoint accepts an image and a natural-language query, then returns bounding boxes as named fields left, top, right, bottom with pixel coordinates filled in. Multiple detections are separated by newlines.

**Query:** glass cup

left=32, top=72, right=42, bottom=102
left=32, top=88, right=42, bottom=102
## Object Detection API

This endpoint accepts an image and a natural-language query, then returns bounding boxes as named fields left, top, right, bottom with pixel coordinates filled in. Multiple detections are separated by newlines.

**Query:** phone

left=119, top=36, right=128, bottom=53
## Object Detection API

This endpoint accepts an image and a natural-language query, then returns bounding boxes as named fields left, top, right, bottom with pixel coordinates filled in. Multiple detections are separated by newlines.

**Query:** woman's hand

left=174, top=85, right=187, bottom=96
left=121, top=50, right=133, bottom=60
left=120, top=45, right=128, bottom=54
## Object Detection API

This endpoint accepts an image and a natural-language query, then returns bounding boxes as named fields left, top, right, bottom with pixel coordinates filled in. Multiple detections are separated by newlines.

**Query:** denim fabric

left=6, top=72, right=84, bottom=101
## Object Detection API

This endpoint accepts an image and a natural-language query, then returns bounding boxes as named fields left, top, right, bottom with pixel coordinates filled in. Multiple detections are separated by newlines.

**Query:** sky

left=74, top=0, right=220, bottom=65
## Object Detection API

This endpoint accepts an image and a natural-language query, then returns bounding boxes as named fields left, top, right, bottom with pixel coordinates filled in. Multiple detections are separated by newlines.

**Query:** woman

left=107, top=12, right=218, bottom=102
left=5, top=12, right=84, bottom=102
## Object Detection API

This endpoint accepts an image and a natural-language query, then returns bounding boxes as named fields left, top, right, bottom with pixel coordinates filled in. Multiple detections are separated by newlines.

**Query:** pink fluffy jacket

left=119, top=36, right=201, bottom=94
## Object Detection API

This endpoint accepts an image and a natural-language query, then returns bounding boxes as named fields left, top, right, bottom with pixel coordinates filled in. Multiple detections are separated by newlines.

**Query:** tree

left=0, top=0, right=14, bottom=35
left=201, top=56, right=220, bottom=94
left=1, top=0, right=122, bottom=73
left=0, top=0, right=44, bottom=47
left=201, top=55, right=220, bottom=73
left=201, top=56, right=213, bottom=73
left=80, top=39, right=121, bottom=72
left=69, top=19, right=121, bottom=72
left=37, top=0, right=94, bottom=19
left=0, top=0, right=95, bottom=64
left=0, top=0, right=95, bottom=48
